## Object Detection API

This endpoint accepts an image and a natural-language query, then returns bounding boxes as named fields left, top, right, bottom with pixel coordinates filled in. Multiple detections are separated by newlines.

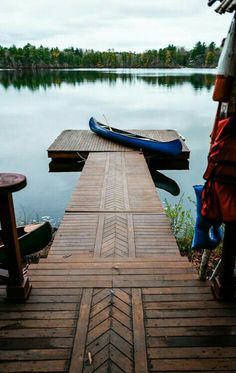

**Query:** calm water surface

left=0, top=68, right=217, bottom=225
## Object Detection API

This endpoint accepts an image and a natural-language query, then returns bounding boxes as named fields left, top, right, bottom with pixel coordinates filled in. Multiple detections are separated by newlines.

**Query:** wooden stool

left=0, top=173, right=32, bottom=301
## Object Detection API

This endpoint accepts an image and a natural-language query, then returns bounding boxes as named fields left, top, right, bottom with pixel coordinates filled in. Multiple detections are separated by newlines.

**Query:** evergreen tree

left=0, top=42, right=220, bottom=69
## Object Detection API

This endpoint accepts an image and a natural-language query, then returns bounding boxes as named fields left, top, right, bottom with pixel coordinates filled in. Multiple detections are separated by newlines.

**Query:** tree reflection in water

left=0, top=69, right=215, bottom=91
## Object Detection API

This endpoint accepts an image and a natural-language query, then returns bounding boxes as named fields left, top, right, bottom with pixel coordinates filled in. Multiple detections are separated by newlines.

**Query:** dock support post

left=211, top=222, right=236, bottom=300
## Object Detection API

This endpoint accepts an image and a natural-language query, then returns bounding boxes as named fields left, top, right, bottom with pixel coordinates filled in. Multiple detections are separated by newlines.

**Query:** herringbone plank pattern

left=104, top=153, right=127, bottom=211
left=66, top=152, right=163, bottom=212
left=101, top=215, right=129, bottom=257
left=83, top=288, right=134, bottom=372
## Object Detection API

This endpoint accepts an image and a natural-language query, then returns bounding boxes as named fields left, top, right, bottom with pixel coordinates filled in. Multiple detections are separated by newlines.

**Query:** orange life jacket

left=201, top=116, right=236, bottom=222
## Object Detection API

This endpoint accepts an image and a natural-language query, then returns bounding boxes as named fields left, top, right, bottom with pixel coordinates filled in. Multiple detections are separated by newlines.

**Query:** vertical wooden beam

left=132, top=288, right=148, bottom=373
left=0, top=173, right=31, bottom=301
left=99, top=152, right=110, bottom=210
left=213, top=76, right=236, bottom=301
left=128, top=215, right=136, bottom=257
left=69, top=288, right=93, bottom=373
left=0, top=193, right=24, bottom=286
left=212, top=222, right=236, bottom=300
left=94, top=214, right=105, bottom=257
left=123, top=153, right=130, bottom=210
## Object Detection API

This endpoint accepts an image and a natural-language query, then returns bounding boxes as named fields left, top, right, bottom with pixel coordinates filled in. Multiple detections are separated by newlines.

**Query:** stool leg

left=0, top=193, right=31, bottom=301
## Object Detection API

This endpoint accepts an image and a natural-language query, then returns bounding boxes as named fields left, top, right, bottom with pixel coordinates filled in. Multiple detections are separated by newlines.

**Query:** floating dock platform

left=48, top=129, right=190, bottom=170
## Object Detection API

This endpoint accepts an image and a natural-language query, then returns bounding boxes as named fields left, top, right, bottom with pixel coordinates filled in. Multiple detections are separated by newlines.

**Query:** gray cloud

left=0, top=0, right=232, bottom=50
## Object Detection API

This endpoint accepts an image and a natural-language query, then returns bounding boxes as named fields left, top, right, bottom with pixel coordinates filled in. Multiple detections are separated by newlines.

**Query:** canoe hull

left=0, top=222, right=53, bottom=265
left=89, top=117, right=182, bottom=156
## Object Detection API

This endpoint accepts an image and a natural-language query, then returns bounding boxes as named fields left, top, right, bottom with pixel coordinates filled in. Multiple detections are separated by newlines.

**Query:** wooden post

left=212, top=223, right=236, bottom=300
left=209, top=14, right=236, bottom=300
left=211, top=85, right=236, bottom=300
left=216, top=71, right=236, bottom=300
left=0, top=173, right=32, bottom=301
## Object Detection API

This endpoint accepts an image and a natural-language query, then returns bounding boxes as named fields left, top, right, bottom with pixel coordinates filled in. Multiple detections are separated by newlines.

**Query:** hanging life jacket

left=201, top=115, right=236, bottom=222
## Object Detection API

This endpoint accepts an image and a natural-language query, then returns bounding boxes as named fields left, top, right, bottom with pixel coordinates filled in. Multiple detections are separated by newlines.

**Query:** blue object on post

left=192, top=185, right=223, bottom=250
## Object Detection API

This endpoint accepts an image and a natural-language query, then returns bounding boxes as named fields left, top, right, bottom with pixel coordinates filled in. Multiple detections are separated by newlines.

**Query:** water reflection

left=0, top=68, right=216, bottom=223
left=149, top=168, right=180, bottom=196
left=0, top=69, right=215, bottom=91
left=49, top=160, right=85, bottom=173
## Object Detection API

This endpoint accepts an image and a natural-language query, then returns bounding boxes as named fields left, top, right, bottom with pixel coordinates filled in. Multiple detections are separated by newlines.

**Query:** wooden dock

left=1, top=145, right=236, bottom=371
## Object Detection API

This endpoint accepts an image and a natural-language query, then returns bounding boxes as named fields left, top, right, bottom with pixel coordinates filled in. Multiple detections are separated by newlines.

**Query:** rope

left=76, top=152, right=87, bottom=162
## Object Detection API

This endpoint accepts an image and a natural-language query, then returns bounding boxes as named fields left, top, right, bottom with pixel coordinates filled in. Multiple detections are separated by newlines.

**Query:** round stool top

left=0, top=173, right=27, bottom=194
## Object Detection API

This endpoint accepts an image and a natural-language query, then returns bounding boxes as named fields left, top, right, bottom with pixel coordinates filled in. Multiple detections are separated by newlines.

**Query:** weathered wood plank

left=132, top=289, right=148, bottom=373
left=0, top=337, right=73, bottom=349
left=0, top=361, right=68, bottom=372
left=143, top=300, right=236, bottom=310
left=147, top=336, right=236, bottom=348
left=0, top=319, right=75, bottom=329
left=145, top=308, right=236, bottom=319
left=149, top=358, right=236, bottom=371
left=69, top=288, right=93, bottom=373
left=0, top=349, right=71, bottom=361
left=0, top=311, right=77, bottom=320
left=38, top=254, right=187, bottom=262
left=0, top=327, right=74, bottom=338
left=29, top=261, right=191, bottom=270
left=28, top=267, right=195, bottom=276
left=145, top=317, right=236, bottom=328
left=146, top=325, right=236, bottom=337
left=147, top=346, right=236, bottom=359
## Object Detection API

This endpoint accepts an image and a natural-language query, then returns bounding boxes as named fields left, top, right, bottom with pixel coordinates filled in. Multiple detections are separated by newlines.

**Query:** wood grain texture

left=66, top=152, right=163, bottom=213
left=47, top=129, right=189, bottom=154
left=70, top=288, right=134, bottom=372
left=69, top=289, right=93, bottom=373
left=132, top=288, right=148, bottom=373
left=49, top=213, right=181, bottom=261
left=0, top=150, right=235, bottom=372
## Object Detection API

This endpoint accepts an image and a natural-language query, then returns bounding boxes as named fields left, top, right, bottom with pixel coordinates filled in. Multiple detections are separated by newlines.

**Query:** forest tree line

left=0, top=42, right=220, bottom=69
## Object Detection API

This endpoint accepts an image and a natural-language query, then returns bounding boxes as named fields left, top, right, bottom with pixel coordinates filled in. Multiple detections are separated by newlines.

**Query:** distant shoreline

left=0, top=42, right=220, bottom=70
left=0, top=66, right=217, bottom=70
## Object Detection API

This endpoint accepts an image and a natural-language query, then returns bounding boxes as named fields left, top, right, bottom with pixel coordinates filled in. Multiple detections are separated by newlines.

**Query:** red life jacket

left=201, top=116, right=236, bottom=222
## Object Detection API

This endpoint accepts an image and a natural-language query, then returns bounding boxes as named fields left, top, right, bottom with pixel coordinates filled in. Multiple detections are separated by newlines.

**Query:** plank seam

left=132, top=288, right=148, bottom=373
left=100, top=152, right=110, bottom=210
left=128, top=215, right=136, bottom=257
left=94, top=215, right=105, bottom=257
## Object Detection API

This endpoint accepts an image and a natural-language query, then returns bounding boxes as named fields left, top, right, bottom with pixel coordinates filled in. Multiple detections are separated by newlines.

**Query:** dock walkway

left=0, top=151, right=236, bottom=372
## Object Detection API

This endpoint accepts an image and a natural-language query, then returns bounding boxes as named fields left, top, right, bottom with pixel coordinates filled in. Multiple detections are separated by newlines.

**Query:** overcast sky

left=0, top=0, right=233, bottom=51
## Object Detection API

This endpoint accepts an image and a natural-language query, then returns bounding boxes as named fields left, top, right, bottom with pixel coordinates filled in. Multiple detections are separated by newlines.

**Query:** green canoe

left=0, top=221, right=52, bottom=265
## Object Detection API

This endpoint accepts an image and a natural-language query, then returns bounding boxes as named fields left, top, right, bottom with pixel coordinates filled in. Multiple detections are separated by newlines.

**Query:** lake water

left=0, top=68, right=217, bottom=226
